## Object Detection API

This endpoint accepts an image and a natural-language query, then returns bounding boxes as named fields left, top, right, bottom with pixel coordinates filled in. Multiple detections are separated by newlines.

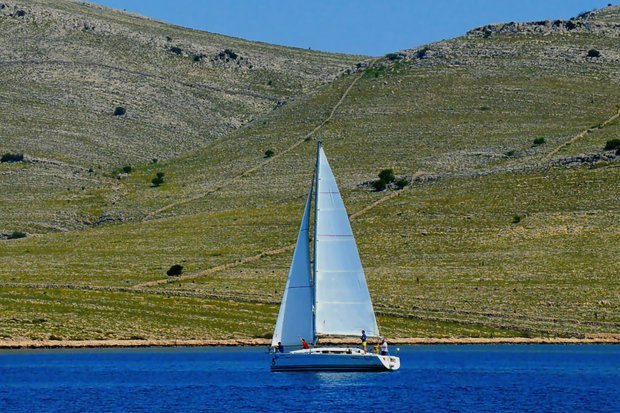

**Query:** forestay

left=313, top=146, right=380, bottom=338
left=271, top=184, right=314, bottom=348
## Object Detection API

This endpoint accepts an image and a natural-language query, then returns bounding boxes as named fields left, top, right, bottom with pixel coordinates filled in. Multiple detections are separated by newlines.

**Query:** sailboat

left=270, top=142, right=400, bottom=372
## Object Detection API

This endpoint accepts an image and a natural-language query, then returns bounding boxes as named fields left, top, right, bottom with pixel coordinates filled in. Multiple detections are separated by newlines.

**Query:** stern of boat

left=378, top=354, right=400, bottom=371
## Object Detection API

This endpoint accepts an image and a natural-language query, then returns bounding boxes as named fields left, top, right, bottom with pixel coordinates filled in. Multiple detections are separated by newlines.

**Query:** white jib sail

left=314, top=146, right=380, bottom=338
left=271, top=184, right=314, bottom=348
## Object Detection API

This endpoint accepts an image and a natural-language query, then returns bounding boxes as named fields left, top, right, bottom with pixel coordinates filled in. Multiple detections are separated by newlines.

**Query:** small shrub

left=416, top=46, right=429, bottom=59
left=152, top=158, right=158, bottom=164
left=8, top=231, right=27, bottom=239
left=603, top=138, right=620, bottom=151
left=152, top=171, right=165, bottom=187
left=385, top=53, right=401, bottom=61
left=533, top=137, right=546, bottom=145
left=394, top=177, right=409, bottom=190
left=505, top=150, right=516, bottom=157
left=1, top=153, right=24, bottom=163
left=371, top=168, right=398, bottom=191
left=587, top=49, right=601, bottom=58
left=364, top=66, right=385, bottom=79
left=371, top=179, right=387, bottom=191
left=167, top=264, right=183, bottom=277
left=169, top=46, right=183, bottom=55
left=566, top=21, right=577, bottom=30
left=264, top=149, right=275, bottom=158
left=122, top=165, right=133, bottom=174
left=113, top=106, right=126, bottom=116
left=378, top=169, right=396, bottom=184
left=512, top=215, right=522, bottom=224
left=191, top=54, right=204, bottom=62
left=224, top=49, right=238, bottom=60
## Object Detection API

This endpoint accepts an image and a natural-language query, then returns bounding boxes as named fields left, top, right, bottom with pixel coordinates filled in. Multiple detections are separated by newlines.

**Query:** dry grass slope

left=1, top=4, right=619, bottom=341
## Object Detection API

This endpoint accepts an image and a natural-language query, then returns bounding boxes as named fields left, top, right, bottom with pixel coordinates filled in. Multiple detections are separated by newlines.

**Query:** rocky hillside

left=0, top=4, right=618, bottom=341
left=0, top=0, right=362, bottom=232
left=0, top=0, right=361, bottom=165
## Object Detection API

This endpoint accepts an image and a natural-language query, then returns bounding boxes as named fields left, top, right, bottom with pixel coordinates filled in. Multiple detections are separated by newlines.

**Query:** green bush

left=394, top=177, right=409, bottom=190
left=152, top=171, right=165, bottom=187
left=512, top=215, right=522, bottom=224
left=8, top=231, right=27, bottom=239
left=113, top=106, right=126, bottom=116
left=371, top=179, right=386, bottom=191
left=264, top=149, right=275, bottom=158
left=363, top=66, right=385, bottom=79
left=416, top=47, right=429, bottom=59
left=533, top=137, right=546, bottom=145
left=224, top=49, right=238, bottom=60
left=122, top=165, right=133, bottom=174
left=169, top=46, right=183, bottom=55
left=167, top=264, right=183, bottom=276
left=371, top=169, right=397, bottom=191
left=1, top=153, right=24, bottom=163
left=385, top=53, right=401, bottom=61
left=603, top=138, right=620, bottom=150
left=378, top=169, right=396, bottom=184
left=587, top=49, right=601, bottom=58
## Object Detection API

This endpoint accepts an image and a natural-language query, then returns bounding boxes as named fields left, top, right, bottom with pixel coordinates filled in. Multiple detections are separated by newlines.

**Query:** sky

left=89, top=0, right=614, bottom=56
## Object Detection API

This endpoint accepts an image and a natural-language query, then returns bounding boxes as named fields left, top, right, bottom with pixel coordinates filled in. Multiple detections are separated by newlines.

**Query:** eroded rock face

left=467, top=6, right=620, bottom=38
left=213, top=49, right=253, bottom=69
left=468, top=19, right=620, bottom=38
left=553, top=151, right=618, bottom=167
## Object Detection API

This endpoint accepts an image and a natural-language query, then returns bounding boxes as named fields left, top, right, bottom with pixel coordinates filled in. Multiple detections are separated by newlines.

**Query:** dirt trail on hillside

left=2, top=335, right=619, bottom=349
left=545, top=107, right=620, bottom=160
left=134, top=171, right=419, bottom=288
left=144, top=63, right=373, bottom=221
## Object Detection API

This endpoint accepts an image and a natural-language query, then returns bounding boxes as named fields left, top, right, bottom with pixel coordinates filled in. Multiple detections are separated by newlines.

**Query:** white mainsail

left=313, top=145, right=380, bottom=339
left=271, top=183, right=314, bottom=348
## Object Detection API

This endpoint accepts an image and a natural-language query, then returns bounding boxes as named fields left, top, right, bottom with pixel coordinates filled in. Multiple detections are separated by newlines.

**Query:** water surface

left=1, top=345, right=618, bottom=412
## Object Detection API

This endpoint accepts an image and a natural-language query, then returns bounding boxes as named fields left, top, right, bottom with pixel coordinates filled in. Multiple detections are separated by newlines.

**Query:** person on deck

left=361, top=330, right=367, bottom=353
left=300, top=337, right=310, bottom=350
left=277, top=342, right=284, bottom=353
left=380, top=338, right=389, bottom=356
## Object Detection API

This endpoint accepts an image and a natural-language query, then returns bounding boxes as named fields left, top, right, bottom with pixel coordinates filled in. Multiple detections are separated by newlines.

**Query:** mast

left=311, top=140, right=321, bottom=345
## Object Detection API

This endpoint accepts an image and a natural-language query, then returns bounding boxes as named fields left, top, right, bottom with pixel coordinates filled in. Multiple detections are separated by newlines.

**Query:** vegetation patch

left=604, top=138, right=620, bottom=151
left=1, top=153, right=24, bottom=163
left=7, top=231, right=27, bottom=240
left=151, top=172, right=165, bottom=187
left=113, top=106, right=126, bottom=116
left=363, top=66, right=386, bottom=79
left=167, top=264, right=183, bottom=277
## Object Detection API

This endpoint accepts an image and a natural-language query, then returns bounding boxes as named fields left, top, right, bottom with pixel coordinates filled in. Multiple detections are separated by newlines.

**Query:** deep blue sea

left=1, top=345, right=618, bottom=412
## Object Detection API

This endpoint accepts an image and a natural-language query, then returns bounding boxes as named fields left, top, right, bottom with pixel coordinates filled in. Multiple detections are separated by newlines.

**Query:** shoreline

left=2, top=335, right=619, bottom=349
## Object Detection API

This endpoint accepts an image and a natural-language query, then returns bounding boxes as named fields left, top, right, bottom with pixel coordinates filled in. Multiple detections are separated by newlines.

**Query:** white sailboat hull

left=271, top=347, right=400, bottom=372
